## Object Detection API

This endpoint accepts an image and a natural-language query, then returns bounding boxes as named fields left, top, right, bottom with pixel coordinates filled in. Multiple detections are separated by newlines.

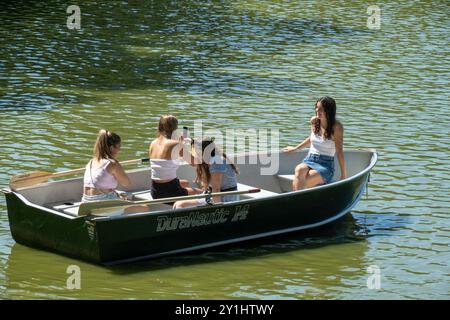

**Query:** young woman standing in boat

left=284, top=96, right=347, bottom=190
left=82, top=129, right=131, bottom=202
left=173, top=137, right=239, bottom=209
left=149, top=115, right=201, bottom=199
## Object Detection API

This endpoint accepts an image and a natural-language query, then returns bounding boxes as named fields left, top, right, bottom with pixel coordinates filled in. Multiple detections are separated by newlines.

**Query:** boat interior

left=13, top=150, right=376, bottom=217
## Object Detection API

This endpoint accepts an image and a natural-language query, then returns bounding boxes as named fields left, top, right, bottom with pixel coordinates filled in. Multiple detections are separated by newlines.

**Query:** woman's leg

left=173, top=199, right=200, bottom=209
left=179, top=179, right=190, bottom=188
left=185, top=187, right=203, bottom=195
left=179, top=179, right=203, bottom=195
left=304, top=170, right=325, bottom=189
left=124, top=205, right=151, bottom=214
left=293, top=163, right=310, bottom=191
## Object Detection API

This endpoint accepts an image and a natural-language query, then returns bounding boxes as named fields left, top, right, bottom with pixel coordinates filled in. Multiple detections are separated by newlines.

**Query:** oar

left=10, top=158, right=150, bottom=190
left=78, top=188, right=261, bottom=216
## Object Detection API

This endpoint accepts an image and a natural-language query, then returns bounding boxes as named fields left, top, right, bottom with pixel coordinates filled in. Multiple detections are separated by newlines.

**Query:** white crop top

left=83, top=159, right=118, bottom=189
left=309, top=132, right=336, bottom=157
left=150, top=159, right=179, bottom=181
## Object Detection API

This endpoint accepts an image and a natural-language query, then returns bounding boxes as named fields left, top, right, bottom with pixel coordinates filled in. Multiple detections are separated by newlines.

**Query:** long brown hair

left=93, top=129, right=121, bottom=161
left=157, top=115, right=178, bottom=139
left=313, top=96, right=336, bottom=140
left=193, top=137, right=239, bottom=188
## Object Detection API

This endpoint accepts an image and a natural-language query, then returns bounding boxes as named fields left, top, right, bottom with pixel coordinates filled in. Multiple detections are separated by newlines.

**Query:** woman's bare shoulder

left=107, top=158, right=119, bottom=166
left=150, top=138, right=178, bottom=149
left=105, top=158, right=120, bottom=174
left=334, top=120, right=344, bottom=131
left=164, top=139, right=180, bottom=147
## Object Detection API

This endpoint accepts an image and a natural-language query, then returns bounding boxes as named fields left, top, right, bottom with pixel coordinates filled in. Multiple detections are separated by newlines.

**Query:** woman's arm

left=183, top=143, right=198, bottom=166
left=169, top=138, right=195, bottom=164
left=210, top=172, right=223, bottom=203
left=283, top=136, right=311, bottom=152
left=164, top=139, right=183, bottom=160
left=283, top=116, right=316, bottom=152
left=109, top=161, right=131, bottom=187
left=334, top=122, right=347, bottom=180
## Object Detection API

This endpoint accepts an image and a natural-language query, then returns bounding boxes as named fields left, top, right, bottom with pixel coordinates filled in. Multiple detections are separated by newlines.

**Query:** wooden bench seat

left=49, top=190, right=152, bottom=216
left=51, top=201, right=82, bottom=216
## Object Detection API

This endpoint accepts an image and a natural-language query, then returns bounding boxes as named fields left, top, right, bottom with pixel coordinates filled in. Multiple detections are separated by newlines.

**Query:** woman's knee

left=305, top=170, right=324, bottom=187
left=173, top=201, right=185, bottom=209
left=186, top=187, right=202, bottom=195
left=173, top=199, right=199, bottom=209
left=179, top=179, right=190, bottom=188
left=295, top=164, right=309, bottom=177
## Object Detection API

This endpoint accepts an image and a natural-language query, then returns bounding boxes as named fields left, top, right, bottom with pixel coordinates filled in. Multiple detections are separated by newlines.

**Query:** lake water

left=0, top=0, right=449, bottom=299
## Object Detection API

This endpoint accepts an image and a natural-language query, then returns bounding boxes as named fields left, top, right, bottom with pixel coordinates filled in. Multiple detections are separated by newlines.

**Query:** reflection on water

left=0, top=0, right=449, bottom=299
left=3, top=215, right=373, bottom=299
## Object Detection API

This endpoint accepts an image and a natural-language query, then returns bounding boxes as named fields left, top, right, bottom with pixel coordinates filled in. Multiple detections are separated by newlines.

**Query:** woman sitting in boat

left=82, top=129, right=131, bottom=202
left=284, top=96, right=347, bottom=190
left=173, top=137, right=239, bottom=209
left=149, top=115, right=201, bottom=199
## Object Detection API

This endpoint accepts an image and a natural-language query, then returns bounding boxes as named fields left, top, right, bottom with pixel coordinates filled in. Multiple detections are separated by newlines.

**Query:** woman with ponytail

left=82, top=129, right=131, bottom=202
left=173, top=137, right=239, bottom=209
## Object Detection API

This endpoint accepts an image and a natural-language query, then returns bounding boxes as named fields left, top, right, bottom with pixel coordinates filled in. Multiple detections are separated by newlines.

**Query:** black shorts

left=151, top=178, right=188, bottom=200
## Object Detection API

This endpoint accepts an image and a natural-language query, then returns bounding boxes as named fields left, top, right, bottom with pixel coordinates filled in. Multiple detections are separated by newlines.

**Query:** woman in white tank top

left=284, top=96, right=347, bottom=190
left=148, top=115, right=202, bottom=200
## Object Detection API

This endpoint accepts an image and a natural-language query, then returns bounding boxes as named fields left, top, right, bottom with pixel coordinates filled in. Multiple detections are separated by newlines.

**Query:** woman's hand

left=340, top=173, right=347, bottom=180
left=310, top=116, right=320, bottom=126
left=283, top=146, right=297, bottom=153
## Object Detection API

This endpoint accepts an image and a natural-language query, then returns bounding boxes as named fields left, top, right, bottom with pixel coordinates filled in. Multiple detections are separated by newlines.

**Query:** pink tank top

left=83, top=159, right=118, bottom=189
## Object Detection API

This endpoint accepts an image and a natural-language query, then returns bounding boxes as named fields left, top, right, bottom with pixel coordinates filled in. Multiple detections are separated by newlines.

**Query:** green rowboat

left=1, top=149, right=377, bottom=265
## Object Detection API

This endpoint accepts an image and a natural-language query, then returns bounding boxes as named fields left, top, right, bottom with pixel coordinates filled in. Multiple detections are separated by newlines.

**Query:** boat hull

left=4, top=170, right=370, bottom=265
left=5, top=191, right=101, bottom=263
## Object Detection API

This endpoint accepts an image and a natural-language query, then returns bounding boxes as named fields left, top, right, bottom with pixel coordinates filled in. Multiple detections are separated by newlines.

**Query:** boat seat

left=277, top=174, right=295, bottom=192
left=51, top=201, right=82, bottom=216
left=132, top=190, right=153, bottom=201
left=237, top=183, right=277, bottom=199
left=49, top=189, right=137, bottom=216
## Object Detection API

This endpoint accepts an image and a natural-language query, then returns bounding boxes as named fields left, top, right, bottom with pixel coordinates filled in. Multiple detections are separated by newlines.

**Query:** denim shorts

left=302, top=153, right=335, bottom=184
left=82, top=191, right=119, bottom=202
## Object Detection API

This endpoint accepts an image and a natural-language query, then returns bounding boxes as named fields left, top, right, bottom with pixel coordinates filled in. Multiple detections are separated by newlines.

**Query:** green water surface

left=0, top=0, right=449, bottom=299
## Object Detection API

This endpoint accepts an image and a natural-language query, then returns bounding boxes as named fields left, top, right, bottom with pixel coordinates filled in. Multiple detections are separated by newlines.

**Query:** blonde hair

left=158, top=115, right=178, bottom=138
left=93, top=129, right=121, bottom=161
